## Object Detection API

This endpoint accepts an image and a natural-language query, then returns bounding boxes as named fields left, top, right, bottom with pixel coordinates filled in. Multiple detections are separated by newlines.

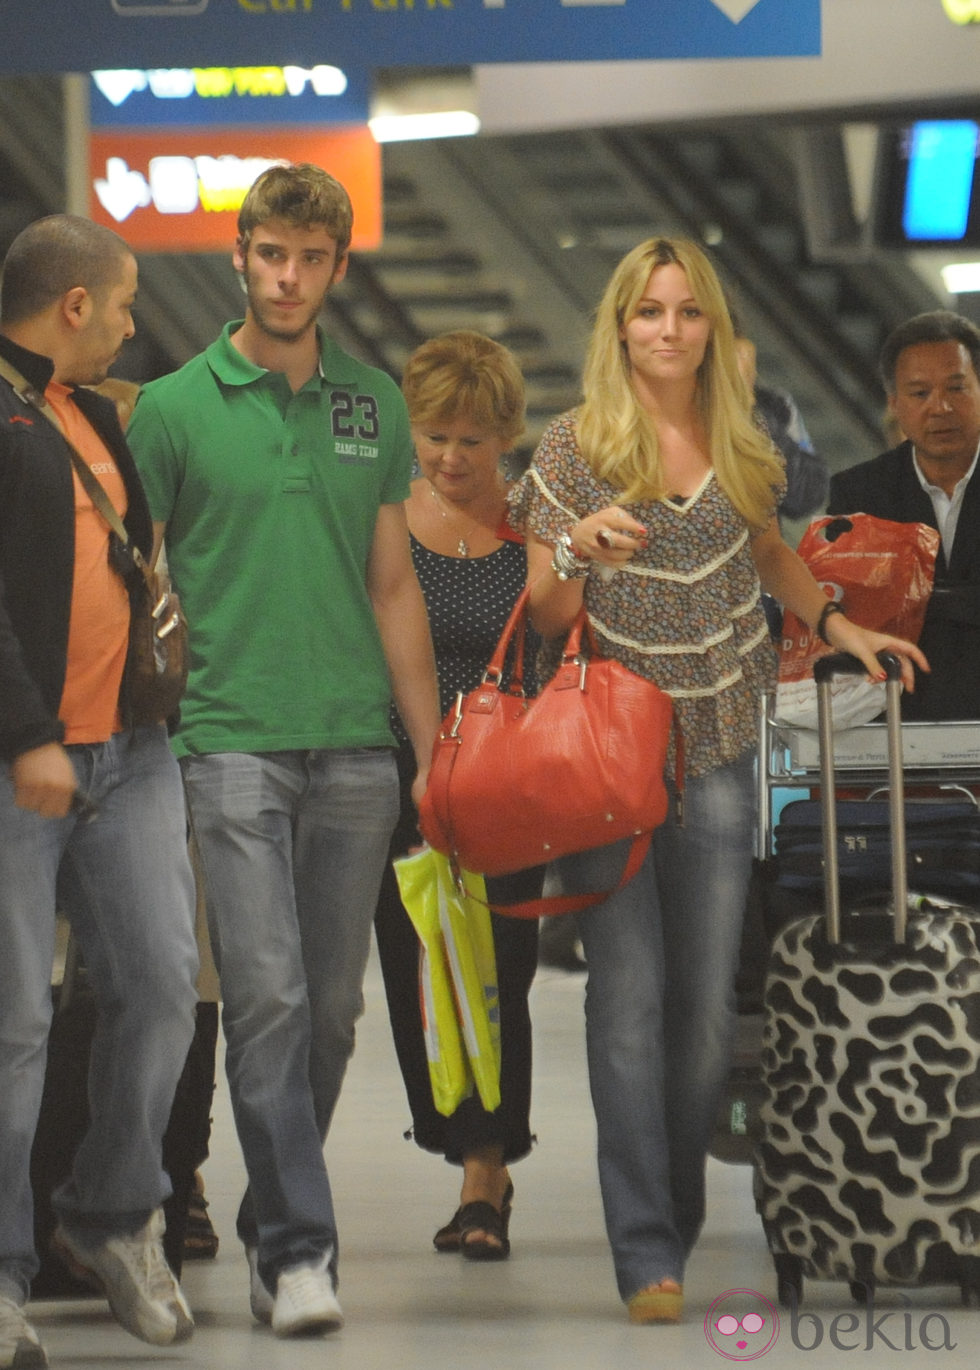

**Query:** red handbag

left=418, top=585, right=681, bottom=917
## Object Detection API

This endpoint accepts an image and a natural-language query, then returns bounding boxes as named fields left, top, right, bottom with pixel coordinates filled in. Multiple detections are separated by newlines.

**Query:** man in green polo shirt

left=128, top=163, right=440, bottom=1339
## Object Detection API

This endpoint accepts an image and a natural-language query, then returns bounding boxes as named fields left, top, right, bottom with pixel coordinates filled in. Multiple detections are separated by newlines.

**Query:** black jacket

left=828, top=441, right=980, bottom=721
left=0, top=335, right=152, bottom=761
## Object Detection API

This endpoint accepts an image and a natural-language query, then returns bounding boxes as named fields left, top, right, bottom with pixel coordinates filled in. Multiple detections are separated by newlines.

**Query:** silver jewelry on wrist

left=551, top=533, right=589, bottom=582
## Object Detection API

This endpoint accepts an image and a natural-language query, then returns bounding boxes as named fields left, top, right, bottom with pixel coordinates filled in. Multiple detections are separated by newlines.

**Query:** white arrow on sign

left=94, top=158, right=152, bottom=223
left=708, top=0, right=763, bottom=20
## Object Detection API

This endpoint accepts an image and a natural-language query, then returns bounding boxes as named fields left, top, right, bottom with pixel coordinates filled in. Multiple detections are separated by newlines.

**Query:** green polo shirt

left=129, top=324, right=413, bottom=758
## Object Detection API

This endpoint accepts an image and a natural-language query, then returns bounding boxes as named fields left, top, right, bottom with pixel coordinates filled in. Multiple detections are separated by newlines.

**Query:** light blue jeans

left=0, top=725, right=198, bottom=1304
left=554, top=751, right=756, bottom=1303
left=180, top=747, right=399, bottom=1289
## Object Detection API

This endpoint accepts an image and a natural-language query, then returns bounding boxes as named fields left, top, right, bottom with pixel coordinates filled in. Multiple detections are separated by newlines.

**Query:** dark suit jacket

left=828, top=441, right=980, bottom=720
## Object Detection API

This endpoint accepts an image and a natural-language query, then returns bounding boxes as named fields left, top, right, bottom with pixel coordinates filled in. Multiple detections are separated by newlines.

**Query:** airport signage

left=90, top=64, right=370, bottom=127
left=88, top=126, right=381, bottom=251
left=1, top=0, right=821, bottom=74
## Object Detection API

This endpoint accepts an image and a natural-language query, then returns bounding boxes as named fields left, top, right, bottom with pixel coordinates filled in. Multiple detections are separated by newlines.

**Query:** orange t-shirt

left=49, top=383, right=131, bottom=743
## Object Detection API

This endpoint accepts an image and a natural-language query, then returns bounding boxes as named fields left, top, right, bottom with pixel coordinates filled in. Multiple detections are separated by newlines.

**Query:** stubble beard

left=248, top=301, right=317, bottom=345
left=243, top=269, right=326, bottom=346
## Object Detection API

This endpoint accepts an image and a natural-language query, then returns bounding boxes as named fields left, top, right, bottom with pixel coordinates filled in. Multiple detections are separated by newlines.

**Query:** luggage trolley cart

left=753, top=654, right=980, bottom=1308
left=758, top=686, right=980, bottom=906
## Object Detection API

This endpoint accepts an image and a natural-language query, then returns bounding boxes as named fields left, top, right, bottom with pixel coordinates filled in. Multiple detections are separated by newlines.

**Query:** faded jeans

left=552, top=751, right=756, bottom=1302
left=0, top=725, right=198, bottom=1304
left=181, top=747, right=398, bottom=1289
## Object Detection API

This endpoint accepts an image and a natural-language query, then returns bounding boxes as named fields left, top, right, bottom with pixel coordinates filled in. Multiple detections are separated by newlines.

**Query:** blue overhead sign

left=0, top=0, right=820, bottom=75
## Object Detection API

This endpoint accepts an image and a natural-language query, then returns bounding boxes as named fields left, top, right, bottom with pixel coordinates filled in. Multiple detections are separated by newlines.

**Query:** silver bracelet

left=551, top=533, right=590, bottom=581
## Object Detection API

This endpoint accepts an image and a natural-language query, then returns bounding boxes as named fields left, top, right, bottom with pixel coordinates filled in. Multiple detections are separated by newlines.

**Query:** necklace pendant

left=457, top=538, right=469, bottom=558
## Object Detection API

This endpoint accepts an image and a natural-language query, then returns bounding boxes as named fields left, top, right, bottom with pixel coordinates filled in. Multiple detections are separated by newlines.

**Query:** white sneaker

left=0, top=1297, right=47, bottom=1369
left=245, top=1247, right=273, bottom=1325
left=271, top=1253, right=343, bottom=1338
left=52, top=1208, right=193, bottom=1347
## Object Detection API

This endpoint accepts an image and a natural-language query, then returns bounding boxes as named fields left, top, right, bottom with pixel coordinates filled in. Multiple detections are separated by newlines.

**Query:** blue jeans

left=181, top=747, right=399, bottom=1288
left=553, top=752, right=755, bottom=1302
left=0, top=726, right=198, bottom=1304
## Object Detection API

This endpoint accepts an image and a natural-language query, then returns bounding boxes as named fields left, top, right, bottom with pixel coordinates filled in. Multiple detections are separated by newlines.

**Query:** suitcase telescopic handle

left=814, top=652, right=907, bottom=944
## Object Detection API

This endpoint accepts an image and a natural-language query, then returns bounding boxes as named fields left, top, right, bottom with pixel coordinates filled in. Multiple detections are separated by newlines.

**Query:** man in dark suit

left=828, top=310, right=980, bottom=720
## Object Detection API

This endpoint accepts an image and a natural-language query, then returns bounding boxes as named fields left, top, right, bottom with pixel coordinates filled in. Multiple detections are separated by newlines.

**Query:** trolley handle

left=813, top=650, right=903, bottom=684
left=814, top=652, right=907, bottom=945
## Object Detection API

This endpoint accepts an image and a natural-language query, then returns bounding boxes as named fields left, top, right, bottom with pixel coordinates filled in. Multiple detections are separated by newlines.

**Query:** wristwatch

left=816, top=599, right=845, bottom=644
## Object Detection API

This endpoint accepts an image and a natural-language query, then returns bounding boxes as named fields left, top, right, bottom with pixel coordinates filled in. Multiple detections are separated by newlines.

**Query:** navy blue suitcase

left=773, top=795, right=980, bottom=899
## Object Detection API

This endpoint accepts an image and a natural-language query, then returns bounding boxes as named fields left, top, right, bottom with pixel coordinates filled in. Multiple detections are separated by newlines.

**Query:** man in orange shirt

left=0, top=215, right=198, bottom=1369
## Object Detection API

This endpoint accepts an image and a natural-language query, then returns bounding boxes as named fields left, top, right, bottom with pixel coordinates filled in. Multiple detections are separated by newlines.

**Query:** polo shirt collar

left=207, top=322, right=361, bottom=388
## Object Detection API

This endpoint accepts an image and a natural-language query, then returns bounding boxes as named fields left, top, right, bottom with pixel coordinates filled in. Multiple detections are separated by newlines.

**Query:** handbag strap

left=483, top=582, right=530, bottom=690
left=0, top=355, right=154, bottom=595
left=485, top=582, right=597, bottom=680
left=469, top=831, right=654, bottom=920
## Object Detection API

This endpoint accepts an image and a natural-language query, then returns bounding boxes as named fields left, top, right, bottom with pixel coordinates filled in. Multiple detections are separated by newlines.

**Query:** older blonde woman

left=374, top=332, right=541, bottom=1263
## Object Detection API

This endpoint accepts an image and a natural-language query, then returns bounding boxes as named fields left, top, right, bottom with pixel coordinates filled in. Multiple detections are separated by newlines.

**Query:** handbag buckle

left=448, top=691, right=465, bottom=739
left=563, top=654, right=588, bottom=691
left=449, top=856, right=468, bottom=899
left=155, top=611, right=181, bottom=641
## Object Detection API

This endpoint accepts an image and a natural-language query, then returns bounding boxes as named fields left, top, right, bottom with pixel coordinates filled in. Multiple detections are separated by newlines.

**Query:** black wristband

left=816, top=599, right=844, bottom=645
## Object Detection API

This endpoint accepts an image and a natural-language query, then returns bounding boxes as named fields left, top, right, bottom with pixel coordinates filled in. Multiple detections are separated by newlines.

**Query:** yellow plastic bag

left=437, top=859, right=500, bottom=1114
left=394, top=847, right=500, bottom=1116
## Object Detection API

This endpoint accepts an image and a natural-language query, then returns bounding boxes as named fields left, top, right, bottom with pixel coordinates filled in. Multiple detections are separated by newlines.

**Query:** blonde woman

left=509, top=237, right=928, bottom=1324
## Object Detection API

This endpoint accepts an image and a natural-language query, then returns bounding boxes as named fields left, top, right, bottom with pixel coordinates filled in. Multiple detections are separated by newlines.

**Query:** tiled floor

left=27, top=945, right=979, bottom=1369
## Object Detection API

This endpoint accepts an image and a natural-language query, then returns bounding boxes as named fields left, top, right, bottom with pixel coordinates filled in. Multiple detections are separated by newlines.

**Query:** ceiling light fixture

left=941, top=261, right=980, bottom=293
left=368, top=110, right=480, bottom=143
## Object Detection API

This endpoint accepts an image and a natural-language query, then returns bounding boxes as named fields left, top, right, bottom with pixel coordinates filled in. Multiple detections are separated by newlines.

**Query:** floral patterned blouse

left=507, top=410, right=784, bottom=778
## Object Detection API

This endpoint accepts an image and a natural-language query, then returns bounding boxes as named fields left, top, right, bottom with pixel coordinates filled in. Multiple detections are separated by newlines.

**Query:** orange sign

left=88, top=127, right=381, bottom=252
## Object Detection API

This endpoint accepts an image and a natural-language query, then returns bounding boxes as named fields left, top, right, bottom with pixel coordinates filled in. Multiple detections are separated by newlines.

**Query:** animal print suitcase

left=754, top=652, right=980, bottom=1308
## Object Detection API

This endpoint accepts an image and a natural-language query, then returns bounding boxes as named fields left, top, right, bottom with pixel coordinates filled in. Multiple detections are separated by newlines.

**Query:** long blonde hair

left=578, top=237, right=783, bottom=530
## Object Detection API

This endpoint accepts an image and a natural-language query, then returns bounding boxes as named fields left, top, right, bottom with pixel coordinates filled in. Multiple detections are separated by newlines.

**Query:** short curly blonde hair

left=401, top=331, right=526, bottom=447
